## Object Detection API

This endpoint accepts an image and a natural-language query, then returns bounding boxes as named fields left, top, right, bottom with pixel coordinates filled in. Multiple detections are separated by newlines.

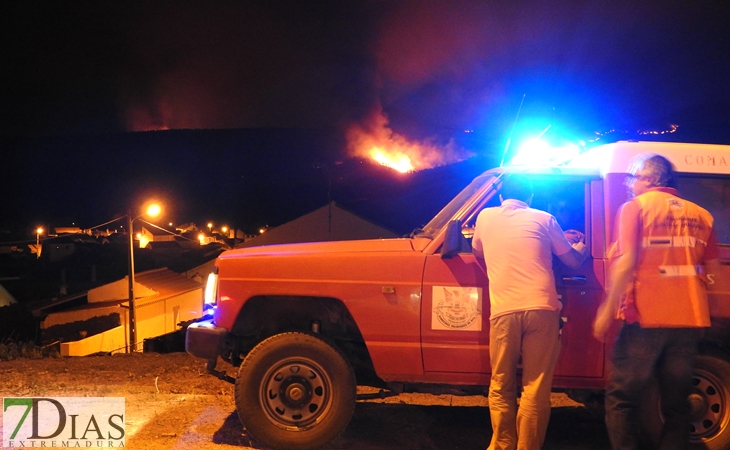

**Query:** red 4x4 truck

left=187, top=141, right=730, bottom=450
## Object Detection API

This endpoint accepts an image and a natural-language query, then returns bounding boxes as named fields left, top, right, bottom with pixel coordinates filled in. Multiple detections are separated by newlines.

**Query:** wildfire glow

left=371, top=147, right=414, bottom=173
left=346, top=108, right=471, bottom=173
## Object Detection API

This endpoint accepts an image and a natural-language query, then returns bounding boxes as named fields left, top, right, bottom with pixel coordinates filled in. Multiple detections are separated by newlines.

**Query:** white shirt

left=472, top=199, right=573, bottom=319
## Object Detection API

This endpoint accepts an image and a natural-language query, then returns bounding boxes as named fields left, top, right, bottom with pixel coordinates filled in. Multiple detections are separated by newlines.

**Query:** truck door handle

left=562, top=276, right=587, bottom=285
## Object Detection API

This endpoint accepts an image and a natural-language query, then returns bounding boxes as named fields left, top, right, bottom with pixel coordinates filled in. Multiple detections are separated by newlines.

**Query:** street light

left=127, top=203, right=161, bottom=352
left=36, top=227, right=43, bottom=258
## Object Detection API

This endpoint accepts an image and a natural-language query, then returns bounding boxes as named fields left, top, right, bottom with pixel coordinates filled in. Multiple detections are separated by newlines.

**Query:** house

left=0, top=245, right=20, bottom=255
left=41, top=268, right=204, bottom=356
left=43, top=233, right=100, bottom=262
left=174, top=232, right=198, bottom=249
left=182, top=259, right=217, bottom=285
left=145, top=240, right=185, bottom=257
left=0, top=284, right=17, bottom=307
left=54, top=227, right=84, bottom=235
left=144, top=224, right=231, bottom=249
left=139, top=224, right=176, bottom=248
left=237, top=201, right=398, bottom=248
left=44, top=236, right=77, bottom=262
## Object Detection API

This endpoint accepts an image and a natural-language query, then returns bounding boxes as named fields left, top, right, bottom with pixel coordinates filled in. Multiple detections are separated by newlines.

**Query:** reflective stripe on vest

left=658, top=265, right=699, bottom=277
left=642, top=236, right=707, bottom=248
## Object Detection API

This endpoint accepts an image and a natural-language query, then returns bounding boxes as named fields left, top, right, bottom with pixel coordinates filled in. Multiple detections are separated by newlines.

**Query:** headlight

left=204, top=268, right=219, bottom=306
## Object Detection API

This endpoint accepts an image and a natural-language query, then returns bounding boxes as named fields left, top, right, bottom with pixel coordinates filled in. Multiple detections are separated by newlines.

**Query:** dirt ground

left=0, top=352, right=611, bottom=449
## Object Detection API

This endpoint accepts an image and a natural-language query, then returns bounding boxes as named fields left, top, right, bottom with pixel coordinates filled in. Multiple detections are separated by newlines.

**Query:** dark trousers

left=605, top=323, right=701, bottom=450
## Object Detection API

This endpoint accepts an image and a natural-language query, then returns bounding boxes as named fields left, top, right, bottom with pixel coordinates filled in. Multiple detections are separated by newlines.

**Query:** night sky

left=3, top=1, right=730, bottom=235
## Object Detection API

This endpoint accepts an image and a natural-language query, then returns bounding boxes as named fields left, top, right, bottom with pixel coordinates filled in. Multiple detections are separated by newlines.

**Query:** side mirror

left=441, top=220, right=465, bottom=259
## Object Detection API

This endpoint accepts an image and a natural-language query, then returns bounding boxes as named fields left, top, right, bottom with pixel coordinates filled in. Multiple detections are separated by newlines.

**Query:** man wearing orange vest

left=593, top=154, right=720, bottom=449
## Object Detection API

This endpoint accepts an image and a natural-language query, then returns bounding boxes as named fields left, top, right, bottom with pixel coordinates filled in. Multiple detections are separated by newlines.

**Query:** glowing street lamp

left=36, top=227, right=43, bottom=258
left=147, top=204, right=161, bottom=217
left=127, top=203, right=161, bottom=352
left=207, top=222, right=213, bottom=234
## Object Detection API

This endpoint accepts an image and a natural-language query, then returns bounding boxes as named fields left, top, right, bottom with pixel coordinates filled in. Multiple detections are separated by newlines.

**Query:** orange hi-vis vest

left=630, top=189, right=714, bottom=328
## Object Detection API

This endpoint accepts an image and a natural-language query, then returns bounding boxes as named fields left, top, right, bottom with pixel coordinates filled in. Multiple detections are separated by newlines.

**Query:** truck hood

left=218, top=237, right=431, bottom=260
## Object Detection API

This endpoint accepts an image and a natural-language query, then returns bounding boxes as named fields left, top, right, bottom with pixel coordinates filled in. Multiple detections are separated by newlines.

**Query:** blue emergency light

left=508, top=138, right=583, bottom=167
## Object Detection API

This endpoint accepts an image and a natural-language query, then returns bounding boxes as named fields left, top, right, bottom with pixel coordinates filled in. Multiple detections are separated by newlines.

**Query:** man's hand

left=564, top=229, right=585, bottom=244
left=557, top=239, right=589, bottom=269
left=592, top=299, right=615, bottom=342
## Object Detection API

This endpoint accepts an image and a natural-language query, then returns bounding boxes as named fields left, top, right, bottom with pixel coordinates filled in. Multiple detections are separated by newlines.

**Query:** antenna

left=536, top=124, right=551, bottom=139
left=500, top=94, right=526, bottom=167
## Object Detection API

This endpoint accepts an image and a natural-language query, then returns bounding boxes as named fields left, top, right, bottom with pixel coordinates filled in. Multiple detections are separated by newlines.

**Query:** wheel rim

left=259, top=356, right=333, bottom=430
left=688, top=368, right=729, bottom=442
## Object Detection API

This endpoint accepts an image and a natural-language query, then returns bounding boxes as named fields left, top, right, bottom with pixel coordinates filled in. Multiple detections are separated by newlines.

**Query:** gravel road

left=0, top=352, right=611, bottom=449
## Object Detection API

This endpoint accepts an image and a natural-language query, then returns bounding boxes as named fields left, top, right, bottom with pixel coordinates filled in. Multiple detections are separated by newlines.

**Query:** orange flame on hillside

left=346, top=110, right=470, bottom=173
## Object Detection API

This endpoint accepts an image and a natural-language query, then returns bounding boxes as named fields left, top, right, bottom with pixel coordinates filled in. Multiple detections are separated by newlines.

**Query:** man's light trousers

left=488, top=309, right=561, bottom=450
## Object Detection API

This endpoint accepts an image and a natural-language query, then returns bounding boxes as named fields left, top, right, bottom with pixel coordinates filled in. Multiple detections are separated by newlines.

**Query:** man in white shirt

left=472, top=174, right=588, bottom=450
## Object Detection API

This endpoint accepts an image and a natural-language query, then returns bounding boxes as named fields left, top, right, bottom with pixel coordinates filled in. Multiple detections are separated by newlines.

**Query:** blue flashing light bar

left=508, top=138, right=585, bottom=167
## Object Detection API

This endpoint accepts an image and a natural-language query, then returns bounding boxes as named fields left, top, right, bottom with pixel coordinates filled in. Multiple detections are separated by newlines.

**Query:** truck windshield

left=414, top=172, right=499, bottom=238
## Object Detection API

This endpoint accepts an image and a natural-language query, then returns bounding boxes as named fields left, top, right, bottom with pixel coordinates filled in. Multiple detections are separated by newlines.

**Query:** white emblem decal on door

left=431, top=286, right=482, bottom=331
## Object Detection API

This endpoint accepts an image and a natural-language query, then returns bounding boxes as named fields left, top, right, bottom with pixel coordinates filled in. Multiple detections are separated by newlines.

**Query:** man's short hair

left=501, top=174, right=533, bottom=202
left=628, top=153, right=676, bottom=188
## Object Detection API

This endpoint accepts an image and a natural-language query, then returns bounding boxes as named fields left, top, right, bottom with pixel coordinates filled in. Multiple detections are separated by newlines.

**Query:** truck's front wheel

left=234, top=332, right=357, bottom=450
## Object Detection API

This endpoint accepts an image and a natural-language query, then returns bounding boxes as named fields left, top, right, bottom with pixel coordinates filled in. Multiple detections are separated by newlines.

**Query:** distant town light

left=36, top=227, right=43, bottom=259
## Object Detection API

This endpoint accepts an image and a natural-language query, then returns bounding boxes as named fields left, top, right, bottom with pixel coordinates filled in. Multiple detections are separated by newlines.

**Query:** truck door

left=421, top=175, right=605, bottom=381
left=421, top=251, right=491, bottom=377
left=551, top=179, right=606, bottom=378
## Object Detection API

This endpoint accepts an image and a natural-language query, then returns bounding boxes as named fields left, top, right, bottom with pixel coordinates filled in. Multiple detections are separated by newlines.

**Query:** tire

left=234, top=332, right=357, bottom=450
left=687, top=353, right=730, bottom=449
left=641, top=353, right=730, bottom=450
